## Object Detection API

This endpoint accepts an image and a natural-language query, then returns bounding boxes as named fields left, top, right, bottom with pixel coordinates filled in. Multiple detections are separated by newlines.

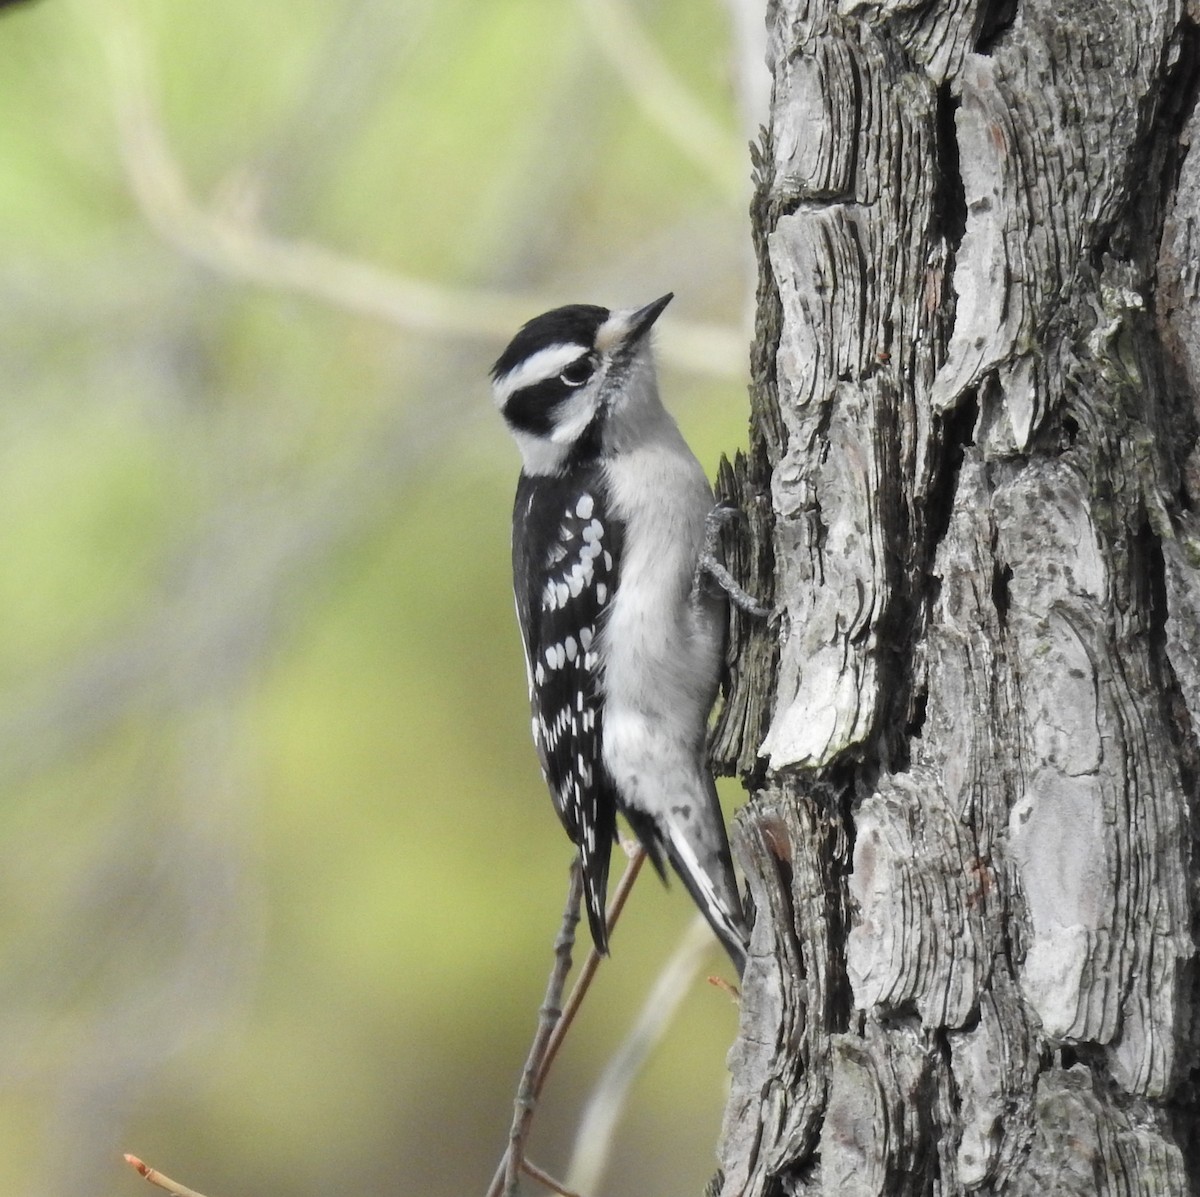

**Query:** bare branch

left=124, top=1155, right=211, bottom=1197
left=503, top=863, right=584, bottom=1196
left=719, top=0, right=771, bottom=147
left=486, top=849, right=647, bottom=1197
left=577, top=0, right=744, bottom=200
left=521, top=1158, right=583, bottom=1197
left=95, top=2, right=745, bottom=378
left=533, top=847, right=646, bottom=1089
left=565, top=916, right=718, bottom=1195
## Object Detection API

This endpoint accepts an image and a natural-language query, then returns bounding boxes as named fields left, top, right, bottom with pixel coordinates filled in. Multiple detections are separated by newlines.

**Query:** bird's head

left=491, top=293, right=673, bottom=475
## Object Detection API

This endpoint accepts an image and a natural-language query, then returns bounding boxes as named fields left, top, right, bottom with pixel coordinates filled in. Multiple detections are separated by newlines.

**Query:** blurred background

left=0, top=0, right=767, bottom=1194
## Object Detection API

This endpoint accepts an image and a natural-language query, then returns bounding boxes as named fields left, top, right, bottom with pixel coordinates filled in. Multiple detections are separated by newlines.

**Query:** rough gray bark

left=712, top=0, right=1200, bottom=1192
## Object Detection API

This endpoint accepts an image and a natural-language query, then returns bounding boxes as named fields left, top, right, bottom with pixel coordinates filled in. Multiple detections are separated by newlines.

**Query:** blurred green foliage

left=0, top=1, right=757, bottom=1194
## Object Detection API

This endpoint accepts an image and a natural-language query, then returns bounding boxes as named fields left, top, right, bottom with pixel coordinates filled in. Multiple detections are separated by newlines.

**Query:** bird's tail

left=654, top=777, right=748, bottom=974
left=578, top=835, right=611, bottom=955
left=572, top=768, right=621, bottom=955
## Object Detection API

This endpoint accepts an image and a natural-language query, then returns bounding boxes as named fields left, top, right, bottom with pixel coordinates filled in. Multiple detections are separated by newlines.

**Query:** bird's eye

left=560, top=357, right=596, bottom=387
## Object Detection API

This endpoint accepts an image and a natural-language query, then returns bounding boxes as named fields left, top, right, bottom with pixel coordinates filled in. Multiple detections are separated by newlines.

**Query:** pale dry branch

left=486, top=848, right=647, bottom=1197
left=504, top=862, right=584, bottom=1196
left=530, top=847, right=647, bottom=1097
left=578, top=0, right=744, bottom=200
left=565, top=915, right=719, bottom=1196
left=125, top=1155, right=211, bottom=1197
left=720, top=0, right=771, bottom=147
left=520, top=1158, right=582, bottom=1197
left=96, top=2, right=745, bottom=379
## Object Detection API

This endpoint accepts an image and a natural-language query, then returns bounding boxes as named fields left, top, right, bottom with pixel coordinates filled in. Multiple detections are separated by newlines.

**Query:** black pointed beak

left=626, top=292, right=673, bottom=344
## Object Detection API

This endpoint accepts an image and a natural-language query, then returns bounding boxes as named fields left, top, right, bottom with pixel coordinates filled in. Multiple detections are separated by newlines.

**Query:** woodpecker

left=492, top=294, right=756, bottom=972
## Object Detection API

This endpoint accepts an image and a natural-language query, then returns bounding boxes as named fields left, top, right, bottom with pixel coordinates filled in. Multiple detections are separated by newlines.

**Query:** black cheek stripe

left=503, top=377, right=573, bottom=437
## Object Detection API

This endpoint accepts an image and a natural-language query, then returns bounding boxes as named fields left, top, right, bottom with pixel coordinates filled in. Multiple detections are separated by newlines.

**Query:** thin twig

left=565, top=916, right=717, bottom=1195
left=486, top=848, right=647, bottom=1197
left=521, top=1157, right=583, bottom=1197
left=124, top=1155, right=211, bottom=1197
left=708, top=973, right=741, bottom=1003
left=536, top=849, right=645, bottom=1089
left=503, top=862, right=585, bottom=1196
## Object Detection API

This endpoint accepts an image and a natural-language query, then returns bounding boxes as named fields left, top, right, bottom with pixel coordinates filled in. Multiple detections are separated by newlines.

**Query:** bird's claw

left=697, top=504, right=771, bottom=618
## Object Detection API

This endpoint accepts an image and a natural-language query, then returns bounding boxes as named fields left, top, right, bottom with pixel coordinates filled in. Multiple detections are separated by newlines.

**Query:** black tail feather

left=578, top=834, right=611, bottom=955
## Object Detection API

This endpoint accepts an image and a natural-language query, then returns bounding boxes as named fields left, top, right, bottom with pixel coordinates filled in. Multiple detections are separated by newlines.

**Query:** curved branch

left=578, top=0, right=745, bottom=200
left=98, top=3, right=745, bottom=378
left=565, top=915, right=720, bottom=1195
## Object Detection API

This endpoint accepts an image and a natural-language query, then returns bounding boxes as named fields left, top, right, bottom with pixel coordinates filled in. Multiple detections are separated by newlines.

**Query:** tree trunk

left=711, top=1, right=1200, bottom=1192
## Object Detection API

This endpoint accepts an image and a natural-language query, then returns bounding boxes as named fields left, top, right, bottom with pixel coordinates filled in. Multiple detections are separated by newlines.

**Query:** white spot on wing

left=576, top=494, right=594, bottom=519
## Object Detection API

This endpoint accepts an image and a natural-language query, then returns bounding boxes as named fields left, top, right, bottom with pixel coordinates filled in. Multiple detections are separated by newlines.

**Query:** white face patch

left=511, top=428, right=570, bottom=476
left=548, top=388, right=600, bottom=446
left=492, top=343, right=591, bottom=407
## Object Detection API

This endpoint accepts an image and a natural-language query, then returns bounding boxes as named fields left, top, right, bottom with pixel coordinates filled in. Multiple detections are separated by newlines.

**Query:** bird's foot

left=696, top=503, right=771, bottom=618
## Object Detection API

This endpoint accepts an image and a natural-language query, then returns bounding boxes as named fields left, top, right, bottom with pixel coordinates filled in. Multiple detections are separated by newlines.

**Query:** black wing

left=512, top=468, right=623, bottom=952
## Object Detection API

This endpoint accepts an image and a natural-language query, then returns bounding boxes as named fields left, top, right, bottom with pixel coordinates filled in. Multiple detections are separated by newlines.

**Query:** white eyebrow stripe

left=492, top=343, right=590, bottom=406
